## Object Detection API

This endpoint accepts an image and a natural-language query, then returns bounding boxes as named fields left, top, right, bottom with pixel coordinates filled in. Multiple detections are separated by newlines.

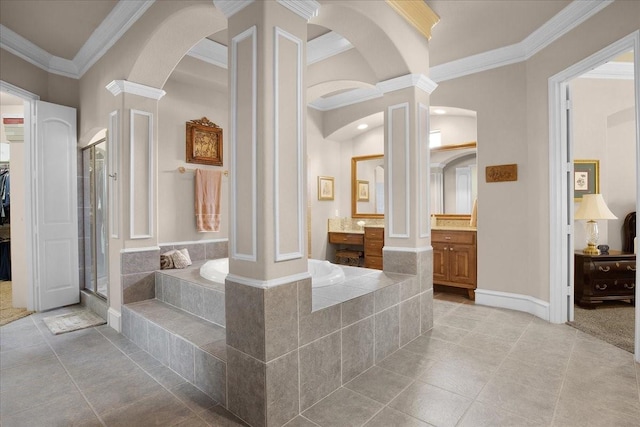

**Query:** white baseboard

left=475, top=289, right=550, bottom=321
left=108, top=307, right=121, bottom=332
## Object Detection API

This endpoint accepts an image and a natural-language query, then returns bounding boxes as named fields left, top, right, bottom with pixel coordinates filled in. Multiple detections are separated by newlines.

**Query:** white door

left=36, top=100, right=79, bottom=311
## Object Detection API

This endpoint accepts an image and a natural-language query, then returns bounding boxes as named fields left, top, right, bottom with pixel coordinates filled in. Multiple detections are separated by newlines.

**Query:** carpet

left=567, top=301, right=635, bottom=353
left=0, top=281, right=34, bottom=327
left=43, top=310, right=106, bottom=335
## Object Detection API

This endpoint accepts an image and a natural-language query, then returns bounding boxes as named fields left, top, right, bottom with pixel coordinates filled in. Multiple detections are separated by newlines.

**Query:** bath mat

left=43, top=310, right=106, bottom=335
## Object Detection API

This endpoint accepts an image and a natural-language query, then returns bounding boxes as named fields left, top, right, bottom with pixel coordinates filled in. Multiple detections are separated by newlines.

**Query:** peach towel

left=195, top=169, right=222, bottom=232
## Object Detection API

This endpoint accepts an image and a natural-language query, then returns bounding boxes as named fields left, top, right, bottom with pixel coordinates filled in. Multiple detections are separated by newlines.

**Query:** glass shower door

left=82, top=140, right=108, bottom=299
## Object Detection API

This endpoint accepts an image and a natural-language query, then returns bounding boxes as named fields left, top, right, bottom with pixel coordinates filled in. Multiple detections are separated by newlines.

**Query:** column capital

left=276, top=0, right=320, bottom=20
left=105, top=80, right=166, bottom=100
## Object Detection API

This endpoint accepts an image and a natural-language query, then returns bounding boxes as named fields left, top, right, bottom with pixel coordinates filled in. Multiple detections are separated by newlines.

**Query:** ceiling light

left=357, top=123, right=368, bottom=130
left=433, top=109, right=446, bottom=115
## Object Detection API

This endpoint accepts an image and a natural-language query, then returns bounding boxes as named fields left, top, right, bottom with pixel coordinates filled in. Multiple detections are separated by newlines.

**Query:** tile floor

left=1, top=290, right=639, bottom=427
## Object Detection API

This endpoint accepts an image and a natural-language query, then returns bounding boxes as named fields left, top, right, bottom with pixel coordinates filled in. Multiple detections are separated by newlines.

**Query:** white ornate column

left=382, top=75, right=437, bottom=336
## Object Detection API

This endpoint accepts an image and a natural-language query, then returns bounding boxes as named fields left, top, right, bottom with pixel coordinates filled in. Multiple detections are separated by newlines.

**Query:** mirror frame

left=351, top=154, right=384, bottom=219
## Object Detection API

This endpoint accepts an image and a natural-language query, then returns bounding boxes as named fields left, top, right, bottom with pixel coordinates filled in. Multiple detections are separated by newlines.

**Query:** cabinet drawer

left=365, top=255, right=383, bottom=269
left=364, top=227, right=384, bottom=239
left=432, top=230, right=476, bottom=245
left=365, top=239, right=383, bottom=250
left=329, top=232, right=364, bottom=245
left=592, top=260, right=636, bottom=275
left=591, top=279, right=636, bottom=295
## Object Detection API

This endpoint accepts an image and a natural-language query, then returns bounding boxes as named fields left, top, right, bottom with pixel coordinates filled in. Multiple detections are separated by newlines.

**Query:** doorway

left=549, top=31, right=640, bottom=361
left=82, top=140, right=108, bottom=300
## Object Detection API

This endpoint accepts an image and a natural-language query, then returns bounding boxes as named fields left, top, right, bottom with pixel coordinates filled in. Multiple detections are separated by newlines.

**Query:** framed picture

left=357, top=180, right=369, bottom=201
left=186, top=117, right=223, bottom=166
left=574, top=159, right=599, bottom=200
left=318, top=176, right=334, bottom=201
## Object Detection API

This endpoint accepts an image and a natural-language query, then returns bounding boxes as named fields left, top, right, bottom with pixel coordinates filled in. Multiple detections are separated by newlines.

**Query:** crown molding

left=579, top=61, right=634, bottom=80
left=75, top=0, right=155, bottom=77
left=0, top=1, right=153, bottom=79
left=213, top=0, right=254, bottom=18
left=186, top=30, right=353, bottom=69
left=277, top=0, right=320, bottom=21
left=310, top=73, right=437, bottom=111
left=0, top=24, right=78, bottom=78
left=307, top=31, right=353, bottom=65
left=187, top=38, right=228, bottom=69
left=106, top=80, right=166, bottom=100
left=430, top=0, right=614, bottom=83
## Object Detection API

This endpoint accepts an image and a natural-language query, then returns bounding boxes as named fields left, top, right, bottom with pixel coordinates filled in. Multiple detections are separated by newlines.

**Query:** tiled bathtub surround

left=225, top=266, right=433, bottom=427
left=121, top=301, right=228, bottom=405
left=155, top=260, right=226, bottom=327
left=121, top=240, right=228, bottom=304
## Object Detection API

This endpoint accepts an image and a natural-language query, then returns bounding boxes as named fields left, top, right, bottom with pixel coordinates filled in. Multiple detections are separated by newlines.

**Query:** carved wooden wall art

left=485, top=164, right=518, bottom=183
left=186, top=117, right=223, bottom=166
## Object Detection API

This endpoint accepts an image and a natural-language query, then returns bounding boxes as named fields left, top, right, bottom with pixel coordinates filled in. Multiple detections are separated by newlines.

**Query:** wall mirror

left=352, top=154, right=384, bottom=218
left=430, top=142, right=477, bottom=214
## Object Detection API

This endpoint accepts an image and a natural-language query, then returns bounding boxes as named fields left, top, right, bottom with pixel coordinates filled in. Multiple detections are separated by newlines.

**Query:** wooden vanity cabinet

left=364, top=227, right=384, bottom=269
left=432, top=230, right=477, bottom=300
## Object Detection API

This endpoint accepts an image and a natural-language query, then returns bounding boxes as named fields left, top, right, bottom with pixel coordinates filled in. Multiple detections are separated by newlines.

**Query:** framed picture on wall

left=318, top=176, right=334, bottom=200
left=186, top=117, right=223, bottom=166
left=574, top=159, right=599, bottom=200
left=357, top=180, right=369, bottom=201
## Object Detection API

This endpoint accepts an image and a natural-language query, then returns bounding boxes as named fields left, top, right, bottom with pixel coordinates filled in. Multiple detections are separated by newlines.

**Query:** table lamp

left=575, top=193, right=617, bottom=255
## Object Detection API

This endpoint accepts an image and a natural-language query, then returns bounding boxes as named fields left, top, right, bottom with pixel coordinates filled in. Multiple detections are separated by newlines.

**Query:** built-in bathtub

left=199, top=257, right=346, bottom=287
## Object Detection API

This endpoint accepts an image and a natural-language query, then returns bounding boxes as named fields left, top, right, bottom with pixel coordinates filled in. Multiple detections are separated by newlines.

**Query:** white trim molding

left=227, top=271, right=311, bottom=289
left=106, top=80, right=166, bottom=100
left=307, top=31, right=353, bottom=65
left=108, top=307, right=122, bottom=332
left=387, top=102, right=410, bottom=239
left=129, top=109, right=154, bottom=240
left=277, top=0, right=320, bottom=21
left=310, top=74, right=437, bottom=111
left=274, top=27, right=304, bottom=262
left=120, top=246, right=161, bottom=253
left=213, top=0, right=254, bottom=18
left=187, top=39, right=228, bottom=69
left=579, top=61, right=634, bottom=80
left=418, top=103, right=430, bottom=239
left=0, top=1, right=153, bottom=79
left=430, top=0, right=614, bottom=83
left=230, top=26, right=258, bottom=262
left=0, top=80, right=40, bottom=100
left=108, top=110, right=120, bottom=239
left=383, top=245, right=432, bottom=253
left=475, top=289, right=550, bottom=321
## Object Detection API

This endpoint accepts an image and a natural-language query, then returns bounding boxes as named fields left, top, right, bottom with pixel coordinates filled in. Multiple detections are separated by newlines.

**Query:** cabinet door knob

left=628, top=265, right=636, bottom=272
left=450, top=247, right=454, bottom=251
left=623, top=283, right=635, bottom=289
left=598, top=266, right=611, bottom=272
left=595, top=283, right=608, bottom=290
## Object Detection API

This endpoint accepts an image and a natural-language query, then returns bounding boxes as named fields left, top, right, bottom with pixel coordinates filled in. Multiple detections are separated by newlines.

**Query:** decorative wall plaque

left=485, top=164, right=518, bottom=183
left=186, top=117, right=223, bottom=166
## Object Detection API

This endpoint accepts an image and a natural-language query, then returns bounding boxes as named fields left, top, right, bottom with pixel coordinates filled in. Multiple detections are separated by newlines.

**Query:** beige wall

left=431, top=0, right=640, bottom=302
left=571, top=77, right=636, bottom=252
left=0, top=50, right=79, bottom=108
left=157, top=66, right=229, bottom=243
left=430, top=115, right=477, bottom=146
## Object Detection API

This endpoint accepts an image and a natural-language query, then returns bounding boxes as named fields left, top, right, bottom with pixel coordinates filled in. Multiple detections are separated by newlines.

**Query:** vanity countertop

left=431, top=226, right=477, bottom=232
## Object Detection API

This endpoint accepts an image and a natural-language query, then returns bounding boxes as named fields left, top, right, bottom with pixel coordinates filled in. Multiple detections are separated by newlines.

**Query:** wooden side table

left=574, top=250, right=636, bottom=308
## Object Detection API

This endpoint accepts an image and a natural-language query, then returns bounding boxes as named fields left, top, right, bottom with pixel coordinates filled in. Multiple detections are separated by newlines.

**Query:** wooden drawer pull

left=595, top=283, right=608, bottom=290
left=598, top=266, right=610, bottom=272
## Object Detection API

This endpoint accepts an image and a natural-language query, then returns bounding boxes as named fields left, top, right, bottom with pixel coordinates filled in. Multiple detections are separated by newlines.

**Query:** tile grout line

left=548, top=326, right=578, bottom=426
left=34, top=316, right=108, bottom=427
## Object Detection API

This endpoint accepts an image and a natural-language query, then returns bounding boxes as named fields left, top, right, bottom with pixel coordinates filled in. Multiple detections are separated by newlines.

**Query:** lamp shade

left=575, top=194, right=617, bottom=220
